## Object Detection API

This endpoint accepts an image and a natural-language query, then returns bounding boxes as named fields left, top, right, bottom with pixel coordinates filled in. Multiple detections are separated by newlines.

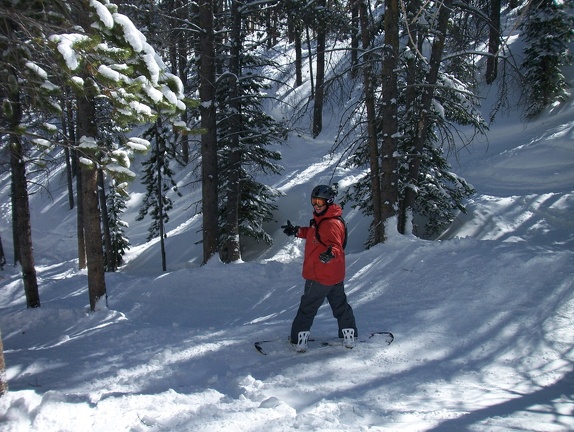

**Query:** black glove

left=281, top=220, right=299, bottom=236
left=319, top=246, right=334, bottom=263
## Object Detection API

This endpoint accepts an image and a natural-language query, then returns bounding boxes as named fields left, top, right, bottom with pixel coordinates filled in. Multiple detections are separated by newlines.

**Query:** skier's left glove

left=319, top=246, right=334, bottom=263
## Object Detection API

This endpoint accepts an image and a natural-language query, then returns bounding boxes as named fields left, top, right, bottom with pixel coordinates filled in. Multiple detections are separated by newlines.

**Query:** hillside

left=1, top=18, right=574, bottom=432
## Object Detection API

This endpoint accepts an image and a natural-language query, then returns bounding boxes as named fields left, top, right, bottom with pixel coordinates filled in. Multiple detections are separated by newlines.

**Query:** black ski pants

left=290, top=279, right=357, bottom=342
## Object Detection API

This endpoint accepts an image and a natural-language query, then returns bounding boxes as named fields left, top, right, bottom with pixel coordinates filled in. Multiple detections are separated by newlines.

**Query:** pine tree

left=198, top=0, right=219, bottom=265
left=520, top=0, right=574, bottom=118
left=216, top=1, right=286, bottom=262
left=48, top=0, right=186, bottom=309
left=105, top=179, right=131, bottom=271
left=136, top=120, right=182, bottom=271
left=0, top=0, right=64, bottom=308
left=340, top=0, right=487, bottom=242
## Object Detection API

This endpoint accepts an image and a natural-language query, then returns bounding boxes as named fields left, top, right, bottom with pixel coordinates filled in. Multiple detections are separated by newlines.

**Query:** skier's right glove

left=281, top=220, right=299, bottom=236
left=319, top=246, right=334, bottom=263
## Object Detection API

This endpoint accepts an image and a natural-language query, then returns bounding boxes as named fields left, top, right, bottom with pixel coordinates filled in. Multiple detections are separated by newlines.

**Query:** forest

left=0, top=0, right=573, bottom=323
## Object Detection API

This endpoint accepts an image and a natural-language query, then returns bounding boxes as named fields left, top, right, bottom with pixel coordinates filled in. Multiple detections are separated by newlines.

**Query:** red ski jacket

left=296, top=203, right=346, bottom=285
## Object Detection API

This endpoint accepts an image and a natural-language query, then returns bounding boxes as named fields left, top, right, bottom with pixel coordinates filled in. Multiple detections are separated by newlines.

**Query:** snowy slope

left=1, top=28, right=574, bottom=432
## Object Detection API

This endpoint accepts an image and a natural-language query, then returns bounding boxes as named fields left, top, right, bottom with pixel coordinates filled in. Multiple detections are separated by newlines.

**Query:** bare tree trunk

left=62, top=96, right=75, bottom=210
left=77, top=83, right=107, bottom=311
left=285, top=1, right=302, bottom=87
left=0, top=234, right=6, bottom=270
left=380, top=0, right=400, bottom=238
left=155, top=121, right=167, bottom=271
left=221, top=0, right=242, bottom=263
left=175, top=0, right=190, bottom=164
left=10, top=138, right=40, bottom=308
left=0, top=329, right=7, bottom=397
left=294, top=31, right=303, bottom=87
left=98, top=169, right=114, bottom=271
left=399, top=0, right=422, bottom=234
left=359, top=0, right=383, bottom=243
left=306, top=26, right=314, bottom=97
left=312, top=0, right=326, bottom=138
left=10, top=178, right=19, bottom=265
left=198, top=0, right=219, bottom=264
left=75, top=147, right=86, bottom=270
left=485, top=0, right=501, bottom=84
left=8, top=71, right=40, bottom=308
left=64, top=147, right=75, bottom=209
left=350, top=0, right=360, bottom=77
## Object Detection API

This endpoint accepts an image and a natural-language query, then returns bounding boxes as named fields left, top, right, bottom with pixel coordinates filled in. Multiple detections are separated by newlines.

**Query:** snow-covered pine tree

left=48, top=0, right=186, bottom=309
left=520, top=0, right=574, bottom=118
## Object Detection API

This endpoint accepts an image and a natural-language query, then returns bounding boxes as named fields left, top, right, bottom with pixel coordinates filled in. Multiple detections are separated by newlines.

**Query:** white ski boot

left=342, top=328, right=355, bottom=349
left=295, top=331, right=310, bottom=352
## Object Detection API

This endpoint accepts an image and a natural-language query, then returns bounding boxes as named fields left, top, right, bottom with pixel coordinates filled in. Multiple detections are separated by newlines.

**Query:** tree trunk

left=0, top=234, right=6, bottom=270
left=155, top=121, right=167, bottom=271
left=359, top=0, right=383, bottom=244
left=62, top=96, right=75, bottom=210
left=312, top=0, right=326, bottom=138
left=221, top=0, right=242, bottom=263
left=75, top=148, right=86, bottom=270
left=198, top=0, right=219, bottom=264
left=98, top=169, right=114, bottom=271
left=380, top=0, right=400, bottom=239
left=77, top=84, right=107, bottom=311
left=402, top=0, right=453, bottom=225
left=64, top=147, right=75, bottom=210
left=295, top=31, right=303, bottom=87
left=10, top=178, right=19, bottom=265
left=8, top=73, right=40, bottom=308
left=286, top=1, right=302, bottom=87
left=485, top=0, right=501, bottom=84
left=350, top=0, right=359, bottom=77
left=10, top=137, right=40, bottom=308
left=0, top=329, right=7, bottom=396
left=306, top=26, right=314, bottom=97
left=399, top=0, right=422, bottom=234
left=175, top=0, right=190, bottom=164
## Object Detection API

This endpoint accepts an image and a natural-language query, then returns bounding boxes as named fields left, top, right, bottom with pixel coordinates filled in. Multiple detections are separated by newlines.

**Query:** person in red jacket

left=282, top=185, right=357, bottom=352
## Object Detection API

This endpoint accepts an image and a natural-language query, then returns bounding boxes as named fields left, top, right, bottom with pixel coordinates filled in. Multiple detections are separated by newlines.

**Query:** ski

left=254, top=331, right=394, bottom=355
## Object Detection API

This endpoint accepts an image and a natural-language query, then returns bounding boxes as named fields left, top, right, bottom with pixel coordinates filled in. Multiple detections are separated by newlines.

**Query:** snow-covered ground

left=1, top=31, right=574, bottom=432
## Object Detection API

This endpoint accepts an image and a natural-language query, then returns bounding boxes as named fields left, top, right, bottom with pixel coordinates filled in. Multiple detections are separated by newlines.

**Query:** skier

left=281, top=184, right=358, bottom=352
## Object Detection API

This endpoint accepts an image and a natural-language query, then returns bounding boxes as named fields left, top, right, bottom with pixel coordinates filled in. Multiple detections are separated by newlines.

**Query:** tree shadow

left=428, top=368, right=574, bottom=431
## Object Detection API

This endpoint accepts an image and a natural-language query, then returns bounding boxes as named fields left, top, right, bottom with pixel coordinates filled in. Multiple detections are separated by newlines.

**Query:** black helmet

left=311, top=184, right=337, bottom=204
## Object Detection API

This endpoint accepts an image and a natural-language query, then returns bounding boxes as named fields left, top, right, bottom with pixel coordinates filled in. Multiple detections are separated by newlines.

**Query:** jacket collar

left=313, top=203, right=342, bottom=221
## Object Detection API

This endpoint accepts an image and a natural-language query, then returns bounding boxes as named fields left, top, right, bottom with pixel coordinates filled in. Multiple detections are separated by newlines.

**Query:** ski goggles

left=311, top=197, right=327, bottom=207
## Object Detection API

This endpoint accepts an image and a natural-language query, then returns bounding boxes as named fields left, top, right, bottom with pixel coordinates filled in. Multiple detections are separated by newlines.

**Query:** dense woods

left=0, top=0, right=573, bottom=318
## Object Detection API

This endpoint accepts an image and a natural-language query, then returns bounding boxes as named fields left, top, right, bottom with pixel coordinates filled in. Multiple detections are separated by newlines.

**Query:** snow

left=1, top=28, right=574, bottom=432
left=106, top=164, right=135, bottom=179
left=49, top=34, right=88, bottom=71
left=90, top=0, right=114, bottom=30
left=25, top=62, right=48, bottom=80
left=128, top=100, right=153, bottom=117
left=112, top=13, right=145, bottom=53
left=126, top=137, right=150, bottom=152
left=98, top=64, right=124, bottom=83
left=78, top=136, right=98, bottom=149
